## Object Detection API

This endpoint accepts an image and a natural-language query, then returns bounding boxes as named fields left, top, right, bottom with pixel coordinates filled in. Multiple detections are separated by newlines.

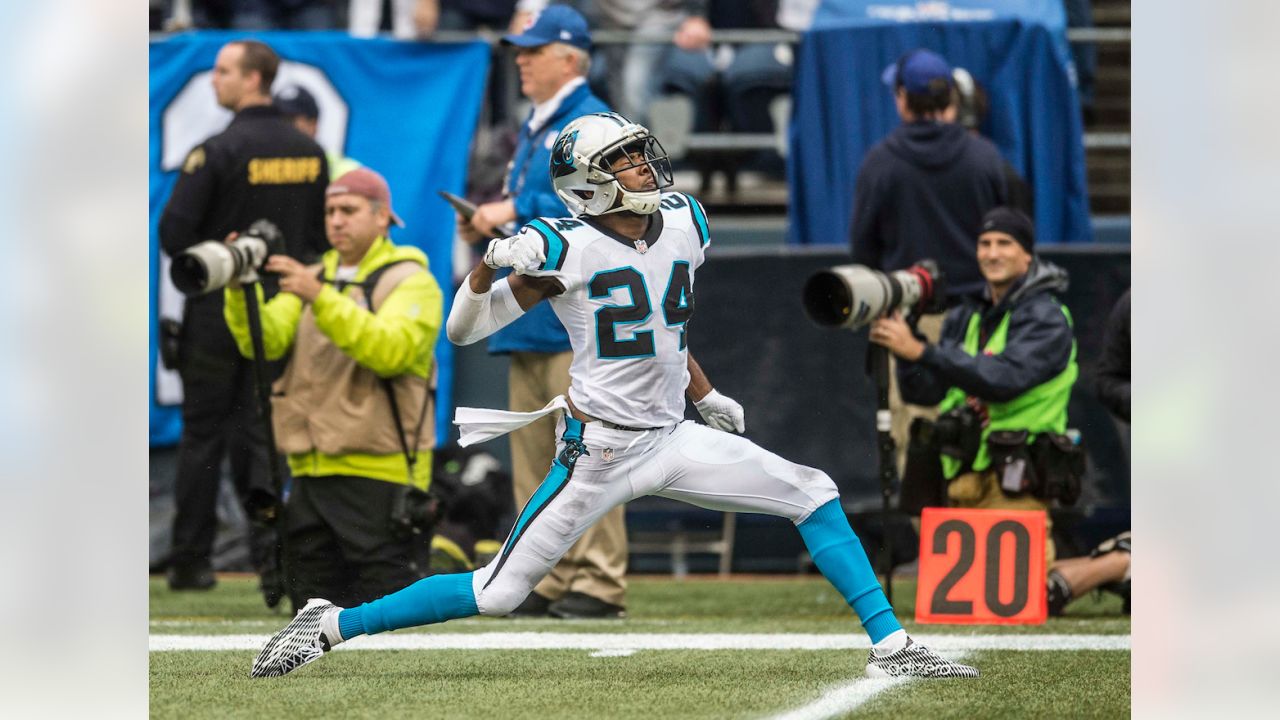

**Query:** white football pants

left=470, top=415, right=840, bottom=616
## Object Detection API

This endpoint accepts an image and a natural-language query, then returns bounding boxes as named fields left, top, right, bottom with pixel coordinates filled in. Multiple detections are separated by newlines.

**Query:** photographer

left=223, top=168, right=444, bottom=611
left=869, top=207, right=1078, bottom=565
left=159, top=39, right=328, bottom=599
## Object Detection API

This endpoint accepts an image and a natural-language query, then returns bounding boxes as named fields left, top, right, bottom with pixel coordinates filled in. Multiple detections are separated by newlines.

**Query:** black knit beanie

left=979, top=207, right=1035, bottom=254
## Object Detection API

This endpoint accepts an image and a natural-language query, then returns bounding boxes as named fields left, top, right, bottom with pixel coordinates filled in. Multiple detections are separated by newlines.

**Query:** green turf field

left=150, top=575, right=1130, bottom=718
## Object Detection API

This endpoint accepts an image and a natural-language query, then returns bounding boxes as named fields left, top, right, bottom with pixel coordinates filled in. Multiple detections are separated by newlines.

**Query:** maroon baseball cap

left=327, top=167, right=404, bottom=227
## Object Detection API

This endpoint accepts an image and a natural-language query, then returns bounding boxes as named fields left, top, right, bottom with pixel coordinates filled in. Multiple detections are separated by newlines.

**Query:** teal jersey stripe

left=528, top=218, right=567, bottom=271
left=683, top=194, right=710, bottom=246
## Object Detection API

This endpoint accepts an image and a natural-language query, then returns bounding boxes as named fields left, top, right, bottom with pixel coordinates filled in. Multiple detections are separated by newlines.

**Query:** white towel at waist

left=454, top=395, right=569, bottom=447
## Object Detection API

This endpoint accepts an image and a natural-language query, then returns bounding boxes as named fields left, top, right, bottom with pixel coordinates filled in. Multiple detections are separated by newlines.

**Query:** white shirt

left=528, top=76, right=586, bottom=134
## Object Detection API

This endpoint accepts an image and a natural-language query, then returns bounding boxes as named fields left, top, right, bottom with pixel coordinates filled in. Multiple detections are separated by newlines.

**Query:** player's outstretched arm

left=686, top=353, right=745, bottom=433
left=446, top=250, right=563, bottom=346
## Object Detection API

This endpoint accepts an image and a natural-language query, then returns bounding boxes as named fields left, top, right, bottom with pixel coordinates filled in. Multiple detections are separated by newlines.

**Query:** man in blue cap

left=853, top=48, right=1010, bottom=304
left=850, top=48, right=1011, bottom=475
left=453, top=5, right=627, bottom=620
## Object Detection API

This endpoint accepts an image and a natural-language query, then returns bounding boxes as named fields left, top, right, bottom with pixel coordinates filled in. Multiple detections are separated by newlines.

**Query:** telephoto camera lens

left=801, top=260, right=945, bottom=330
left=169, top=220, right=283, bottom=295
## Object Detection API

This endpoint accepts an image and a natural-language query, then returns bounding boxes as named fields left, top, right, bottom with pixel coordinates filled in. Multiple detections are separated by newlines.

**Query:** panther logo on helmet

left=550, top=130, right=579, bottom=178
left=549, top=112, right=674, bottom=217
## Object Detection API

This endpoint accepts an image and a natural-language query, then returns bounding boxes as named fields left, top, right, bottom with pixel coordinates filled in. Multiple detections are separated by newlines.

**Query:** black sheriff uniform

left=159, top=103, right=328, bottom=596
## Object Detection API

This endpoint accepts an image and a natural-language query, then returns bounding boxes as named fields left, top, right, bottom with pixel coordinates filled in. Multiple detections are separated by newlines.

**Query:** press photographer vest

left=937, top=306, right=1077, bottom=479
left=271, top=260, right=435, bottom=487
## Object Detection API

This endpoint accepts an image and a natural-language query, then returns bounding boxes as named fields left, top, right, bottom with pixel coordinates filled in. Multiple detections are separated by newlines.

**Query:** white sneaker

left=865, top=637, right=980, bottom=679
left=250, top=598, right=342, bottom=678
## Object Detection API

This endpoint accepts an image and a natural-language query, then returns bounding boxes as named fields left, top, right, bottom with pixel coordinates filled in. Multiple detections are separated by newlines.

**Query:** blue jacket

left=489, top=81, right=610, bottom=355
left=897, top=260, right=1074, bottom=405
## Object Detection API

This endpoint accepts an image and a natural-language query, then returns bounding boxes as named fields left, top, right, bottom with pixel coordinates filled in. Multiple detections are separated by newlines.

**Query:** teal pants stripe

left=483, top=416, right=585, bottom=590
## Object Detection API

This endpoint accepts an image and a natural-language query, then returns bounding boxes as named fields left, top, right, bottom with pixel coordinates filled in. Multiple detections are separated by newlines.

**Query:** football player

left=252, top=113, right=978, bottom=680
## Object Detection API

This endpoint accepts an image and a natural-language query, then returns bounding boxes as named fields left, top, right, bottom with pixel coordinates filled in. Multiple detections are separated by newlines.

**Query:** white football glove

left=483, top=233, right=545, bottom=274
left=694, top=389, right=745, bottom=433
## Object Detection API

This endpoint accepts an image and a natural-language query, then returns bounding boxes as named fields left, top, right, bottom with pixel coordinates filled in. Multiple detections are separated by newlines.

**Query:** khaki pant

left=509, top=351, right=628, bottom=606
left=948, top=470, right=1056, bottom=569
left=888, top=314, right=945, bottom=475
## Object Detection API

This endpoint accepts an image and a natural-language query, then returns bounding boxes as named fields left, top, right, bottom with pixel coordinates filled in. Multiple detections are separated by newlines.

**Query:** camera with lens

left=933, top=404, right=983, bottom=465
left=389, top=486, right=439, bottom=542
left=801, top=259, right=947, bottom=330
left=170, top=219, right=284, bottom=295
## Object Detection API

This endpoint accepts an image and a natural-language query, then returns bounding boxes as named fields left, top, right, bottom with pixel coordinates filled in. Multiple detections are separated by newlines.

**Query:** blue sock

left=337, top=572, right=479, bottom=640
left=797, top=499, right=903, bottom=643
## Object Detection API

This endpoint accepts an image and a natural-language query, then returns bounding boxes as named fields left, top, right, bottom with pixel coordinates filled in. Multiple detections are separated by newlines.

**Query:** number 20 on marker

left=915, top=508, right=1048, bottom=625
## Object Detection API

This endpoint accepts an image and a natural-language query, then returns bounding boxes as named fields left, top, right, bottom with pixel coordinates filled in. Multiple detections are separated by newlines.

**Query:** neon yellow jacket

left=224, top=236, right=443, bottom=488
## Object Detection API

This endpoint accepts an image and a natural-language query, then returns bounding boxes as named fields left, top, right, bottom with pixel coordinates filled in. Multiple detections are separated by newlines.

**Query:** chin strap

left=599, top=185, right=660, bottom=216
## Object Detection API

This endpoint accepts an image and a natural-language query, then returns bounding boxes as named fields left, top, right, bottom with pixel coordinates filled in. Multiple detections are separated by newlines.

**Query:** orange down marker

left=914, top=507, right=1047, bottom=625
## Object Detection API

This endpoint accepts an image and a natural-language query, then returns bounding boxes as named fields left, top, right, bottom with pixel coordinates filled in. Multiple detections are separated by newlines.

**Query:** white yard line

left=149, top=632, right=1128, bottom=652
left=766, top=677, right=912, bottom=720
left=765, top=653, right=974, bottom=720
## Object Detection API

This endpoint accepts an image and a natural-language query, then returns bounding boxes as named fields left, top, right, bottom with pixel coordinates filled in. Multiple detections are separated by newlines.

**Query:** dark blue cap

left=501, top=5, right=592, bottom=51
left=880, top=49, right=952, bottom=94
left=273, top=84, right=319, bottom=119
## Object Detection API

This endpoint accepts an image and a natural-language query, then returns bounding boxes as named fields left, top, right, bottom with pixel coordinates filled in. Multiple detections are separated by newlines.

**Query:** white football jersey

left=521, top=192, right=712, bottom=427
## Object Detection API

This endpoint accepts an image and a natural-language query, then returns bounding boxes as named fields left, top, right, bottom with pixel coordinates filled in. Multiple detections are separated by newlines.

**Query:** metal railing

left=153, top=25, right=1132, bottom=46
left=429, top=26, right=1132, bottom=46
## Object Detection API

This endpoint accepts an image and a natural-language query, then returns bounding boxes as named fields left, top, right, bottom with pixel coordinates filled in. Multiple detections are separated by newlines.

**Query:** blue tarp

left=812, top=0, right=1073, bottom=68
left=788, top=17, right=1091, bottom=246
left=150, top=31, right=490, bottom=447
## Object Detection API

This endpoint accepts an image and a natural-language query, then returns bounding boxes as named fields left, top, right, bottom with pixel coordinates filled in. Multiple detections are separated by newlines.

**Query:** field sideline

left=150, top=575, right=1130, bottom=718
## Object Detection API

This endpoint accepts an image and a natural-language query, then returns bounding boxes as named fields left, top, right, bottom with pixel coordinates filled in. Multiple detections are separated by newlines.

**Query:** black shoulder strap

left=354, top=260, right=434, bottom=480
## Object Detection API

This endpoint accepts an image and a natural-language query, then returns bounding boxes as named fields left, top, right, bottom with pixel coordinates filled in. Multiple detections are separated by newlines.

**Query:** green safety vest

left=937, top=304, right=1077, bottom=479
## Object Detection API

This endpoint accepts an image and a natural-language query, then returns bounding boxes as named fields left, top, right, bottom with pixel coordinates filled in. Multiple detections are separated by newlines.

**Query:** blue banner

left=150, top=31, right=490, bottom=447
left=787, top=18, right=1091, bottom=247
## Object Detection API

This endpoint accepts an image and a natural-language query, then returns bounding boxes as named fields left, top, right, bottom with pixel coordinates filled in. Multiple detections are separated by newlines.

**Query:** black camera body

left=933, top=404, right=983, bottom=466
left=389, top=485, right=439, bottom=542
left=170, top=219, right=285, bottom=295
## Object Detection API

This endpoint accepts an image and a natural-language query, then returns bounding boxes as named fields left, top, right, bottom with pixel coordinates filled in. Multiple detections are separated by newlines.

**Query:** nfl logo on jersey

left=633, top=239, right=648, bottom=254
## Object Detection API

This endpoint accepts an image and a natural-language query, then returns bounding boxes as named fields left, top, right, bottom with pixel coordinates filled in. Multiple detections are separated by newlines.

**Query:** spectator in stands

left=869, top=207, right=1077, bottom=566
left=658, top=0, right=794, bottom=192
left=452, top=5, right=629, bottom=620
left=224, top=167, right=444, bottom=611
left=175, top=0, right=340, bottom=29
left=159, top=40, right=329, bottom=603
left=412, top=0, right=516, bottom=35
left=273, top=84, right=363, bottom=180
left=351, top=0, right=422, bottom=38
left=1095, top=289, right=1130, bottom=423
left=236, top=0, right=340, bottom=28
left=850, top=48, right=1009, bottom=471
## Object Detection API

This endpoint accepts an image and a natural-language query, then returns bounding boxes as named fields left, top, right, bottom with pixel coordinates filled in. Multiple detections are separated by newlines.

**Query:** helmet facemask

left=589, top=133, right=674, bottom=215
